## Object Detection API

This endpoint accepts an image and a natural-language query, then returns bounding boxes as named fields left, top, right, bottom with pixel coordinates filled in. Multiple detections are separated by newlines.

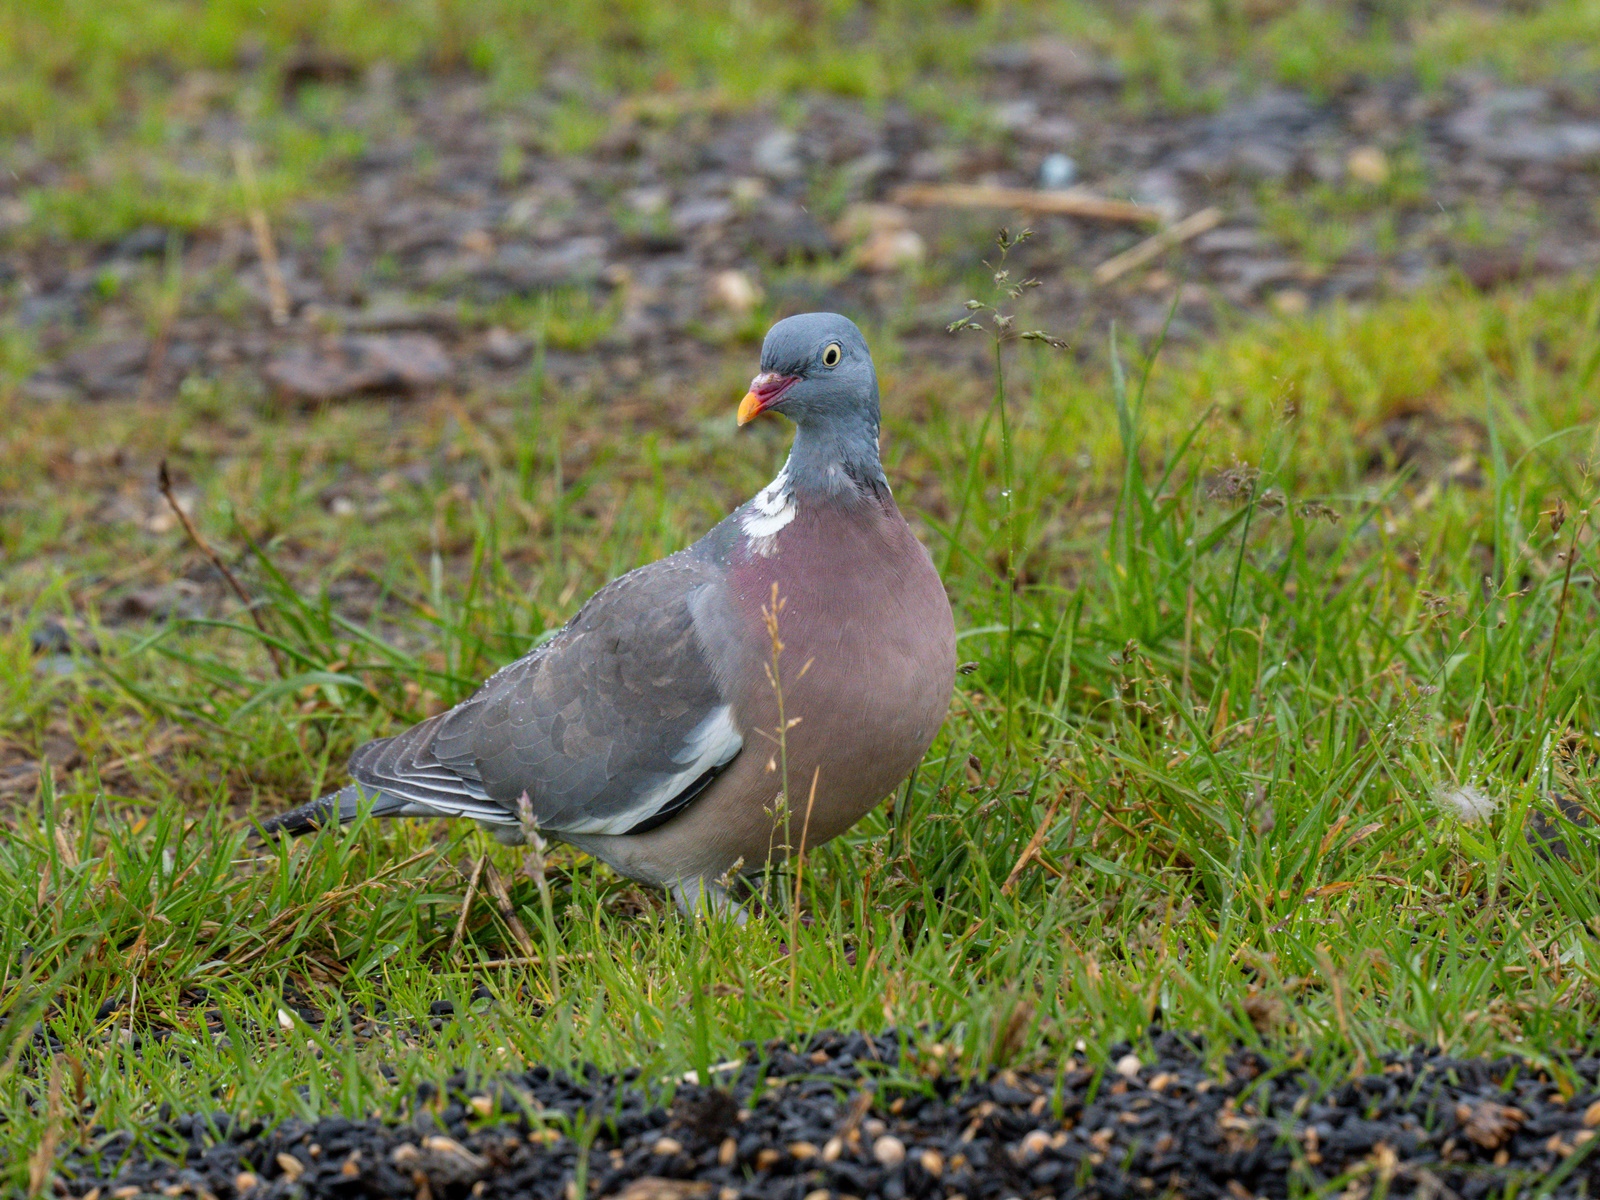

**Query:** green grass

left=4, top=267, right=1600, bottom=1183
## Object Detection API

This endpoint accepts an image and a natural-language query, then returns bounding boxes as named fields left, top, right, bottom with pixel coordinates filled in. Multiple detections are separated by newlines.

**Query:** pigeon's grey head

left=737, top=313, right=879, bottom=436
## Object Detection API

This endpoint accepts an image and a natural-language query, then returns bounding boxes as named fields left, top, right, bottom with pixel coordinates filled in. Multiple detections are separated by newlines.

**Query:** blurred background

left=4, top=0, right=1598, bottom=412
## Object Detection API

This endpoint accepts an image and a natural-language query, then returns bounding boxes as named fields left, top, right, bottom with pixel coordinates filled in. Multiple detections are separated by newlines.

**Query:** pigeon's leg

left=669, top=877, right=750, bottom=925
left=485, top=821, right=526, bottom=846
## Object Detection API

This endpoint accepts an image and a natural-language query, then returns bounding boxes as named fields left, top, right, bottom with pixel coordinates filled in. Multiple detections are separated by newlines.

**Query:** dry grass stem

left=449, top=855, right=485, bottom=955
left=231, top=140, right=291, bottom=325
left=789, top=766, right=820, bottom=1004
left=893, top=183, right=1161, bottom=225
left=480, top=861, right=536, bottom=960
left=1000, top=791, right=1063, bottom=896
left=1538, top=507, right=1589, bottom=718
left=157, top=460, right=287, bottom=678
left=24, top=1060, right=62, bottom=1198
left=1094, top=207, right=1223, bottom=285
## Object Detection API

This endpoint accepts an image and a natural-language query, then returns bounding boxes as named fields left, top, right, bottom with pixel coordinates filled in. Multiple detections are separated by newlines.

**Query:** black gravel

left=55, top=1030, right=1600, bottom=1199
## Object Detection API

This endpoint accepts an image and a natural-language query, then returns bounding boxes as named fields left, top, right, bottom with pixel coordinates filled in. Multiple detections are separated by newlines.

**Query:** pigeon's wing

left=344, top=554, right=744, bottom=836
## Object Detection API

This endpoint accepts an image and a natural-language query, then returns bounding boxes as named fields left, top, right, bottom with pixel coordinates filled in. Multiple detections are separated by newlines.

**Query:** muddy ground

left=8, top=47, right=1600, bottom=410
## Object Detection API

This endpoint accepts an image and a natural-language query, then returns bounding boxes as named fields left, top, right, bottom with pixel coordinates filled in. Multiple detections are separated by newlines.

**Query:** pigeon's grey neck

left=784, top=411, right=885, bottom=500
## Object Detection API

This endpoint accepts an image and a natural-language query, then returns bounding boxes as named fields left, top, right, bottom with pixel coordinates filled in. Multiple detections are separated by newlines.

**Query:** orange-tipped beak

left=737, top=372, right=799, bottom=426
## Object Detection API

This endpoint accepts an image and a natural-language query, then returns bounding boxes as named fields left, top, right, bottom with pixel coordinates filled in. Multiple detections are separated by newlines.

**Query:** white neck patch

left=740, top=461, right=797, bottom=555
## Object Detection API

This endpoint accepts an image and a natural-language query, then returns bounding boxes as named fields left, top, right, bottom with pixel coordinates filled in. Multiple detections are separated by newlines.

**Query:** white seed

left=1017, top=1129, right=1051, bottom=1160
left=872, top=1135, right=906, bottom=1168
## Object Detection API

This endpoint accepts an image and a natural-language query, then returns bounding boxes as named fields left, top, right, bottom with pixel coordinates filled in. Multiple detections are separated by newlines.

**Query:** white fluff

left=1438, top=784, right=1498, bottom=823
left=740, top=461, right=797, bottom=554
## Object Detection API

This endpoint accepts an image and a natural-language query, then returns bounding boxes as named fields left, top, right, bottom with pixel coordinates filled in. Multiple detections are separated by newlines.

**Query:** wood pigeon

left=260, top=313, right=957, bottom=917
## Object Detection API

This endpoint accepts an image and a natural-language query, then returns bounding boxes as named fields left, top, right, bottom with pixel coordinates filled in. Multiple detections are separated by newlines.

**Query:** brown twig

left=232, top=140, right=291, bottom=325
left=480, top=860, right=536, bottom=959
left=1093, top=206, right=1223, bottom=285
left=157, top=460, right=287, bottom=678
left=892, top=183, right=1160, bottom=225
left=1000, top=791, right=1063, bottom=896
left=837, top=1088, right=875, bottom=1140
left=449, top=855, right=485, bottom=955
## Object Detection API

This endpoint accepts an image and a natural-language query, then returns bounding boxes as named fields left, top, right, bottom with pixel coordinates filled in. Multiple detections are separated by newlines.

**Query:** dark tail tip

left=255, top=794, right=342, bottom=839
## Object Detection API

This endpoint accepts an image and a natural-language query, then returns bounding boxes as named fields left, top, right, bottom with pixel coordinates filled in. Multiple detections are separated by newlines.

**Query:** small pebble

left=1346, top=145, right=1390, bottom=185
left=1584, top=1099, right=1600, bottom=1127
left=718, top=1137, right=737, bottom=1165
left=1271, top=288, right=1310, bottom=317
left=1115, top=1053, right=1142, bottom=1078
left=481, top=327, right=528, bottom=367
left=822, top=1136, right=843, bottom=1161
left=468, top=1094, right=494, bottom=1117
left=788, top=1140, right=818, bottom=1160
left=234, top=1174, right=258, bottom=1193
left=855, top=228, right=924, bottom=274
left=863, top=1118, right=887, bottom=1139
left=275, top=1153, right=304, bottom=1181
left=711, top=269, right=763, bottom=317
left=919, top=1148, right=944, bottom=1176
left=872, top=1134, right=906, bottom=1168
left=652, top=1137, right=683, bottom=1156
left=1039, top=152, right=1077, bottom=189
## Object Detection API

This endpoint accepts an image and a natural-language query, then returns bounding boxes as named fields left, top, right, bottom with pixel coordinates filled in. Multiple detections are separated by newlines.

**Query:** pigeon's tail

left=256, top=785, right=396, bottom=837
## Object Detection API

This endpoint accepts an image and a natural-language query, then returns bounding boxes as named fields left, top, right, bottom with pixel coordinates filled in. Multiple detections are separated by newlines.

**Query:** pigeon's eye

left=821, top=342, right=842, bottom=368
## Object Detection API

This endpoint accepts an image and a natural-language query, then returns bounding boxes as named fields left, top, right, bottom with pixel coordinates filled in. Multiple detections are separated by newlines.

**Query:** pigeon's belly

left=585, top=498, right=956, bottom=885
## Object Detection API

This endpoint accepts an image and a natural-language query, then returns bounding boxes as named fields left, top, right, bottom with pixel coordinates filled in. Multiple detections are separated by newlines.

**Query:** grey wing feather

left=344, top=553, right=743, bottom=835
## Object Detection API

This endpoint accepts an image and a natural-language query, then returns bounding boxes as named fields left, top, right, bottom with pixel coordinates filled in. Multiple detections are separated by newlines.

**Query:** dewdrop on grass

left=1438, top=784, right=1498, bottom=823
